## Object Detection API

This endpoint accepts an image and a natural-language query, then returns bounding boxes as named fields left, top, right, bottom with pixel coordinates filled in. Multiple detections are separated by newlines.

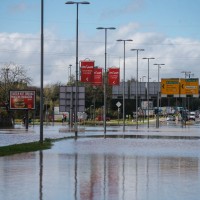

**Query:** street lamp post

left=181, top=71, right=191, bottom=79
left=117, top=39, right=133, bottom=132
left=143, top=57, right=155, bottom=128
left=65, top=1, right=90, bottom=138
left=40, top=0, right=44, bottom=143
left=68, top=64, right=72, bottom=84
left=131, top=49, right=144, bottom=129
left=90, top=105, right=94, bottom=120
left=154, top=63, right=165, bottom=128
left=142, top=76, right=146, bottom=82
left=96, top=27, right=116, bottom=137
left=142, top=75, right=146, bottom=123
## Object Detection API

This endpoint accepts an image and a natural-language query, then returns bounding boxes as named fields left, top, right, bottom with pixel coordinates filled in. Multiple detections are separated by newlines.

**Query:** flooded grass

left=0, top=139, right=52, bottom=157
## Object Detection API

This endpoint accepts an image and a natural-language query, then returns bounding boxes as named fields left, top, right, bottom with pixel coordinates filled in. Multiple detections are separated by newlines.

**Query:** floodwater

left=1, top=135, right=200, bottom=200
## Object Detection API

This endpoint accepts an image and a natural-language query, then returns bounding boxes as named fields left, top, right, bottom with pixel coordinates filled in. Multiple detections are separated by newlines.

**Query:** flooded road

left=1, top=136, right=200, bottom=200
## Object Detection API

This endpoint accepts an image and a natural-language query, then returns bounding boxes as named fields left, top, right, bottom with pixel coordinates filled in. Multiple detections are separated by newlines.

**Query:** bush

left=0, top=110, right=14, bottom=128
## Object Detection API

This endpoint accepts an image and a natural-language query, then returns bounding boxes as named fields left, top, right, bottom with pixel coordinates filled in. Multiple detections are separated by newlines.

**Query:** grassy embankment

left=0, top=139, right=52, bottom=157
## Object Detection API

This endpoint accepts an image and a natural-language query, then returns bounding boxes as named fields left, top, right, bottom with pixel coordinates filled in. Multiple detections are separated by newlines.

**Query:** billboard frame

left=9, top=90, right=36, bottom=110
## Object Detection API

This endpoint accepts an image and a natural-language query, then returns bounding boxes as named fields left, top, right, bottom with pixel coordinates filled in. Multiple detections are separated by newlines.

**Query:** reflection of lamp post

left=96, top=27, right=116, bottom=137
left=131, top=49, right=144, bottom=129
left=66, top=1, right=90, bottom=138
left=143, top=57, right=155, bottom=128
left=117, top=39, right=133, bottom=132
left=154, top=63, right=165, bottom=128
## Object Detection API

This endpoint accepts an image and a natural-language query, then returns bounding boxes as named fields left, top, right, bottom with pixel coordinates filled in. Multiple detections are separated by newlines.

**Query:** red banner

left=108, top=67, right=120, bottom=85
left=80, top=60, right=94, bottom=83
left=9, top=90, right=36, bottom=110
left=93, top=67, right=103, bottom=85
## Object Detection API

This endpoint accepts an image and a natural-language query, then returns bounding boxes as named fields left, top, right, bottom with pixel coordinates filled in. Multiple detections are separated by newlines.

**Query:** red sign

left=108, top=67, right=120, bottom=85
left=93, top=67, right=103, bottom=85
left=9, top=90, right=36, bottom=110
left=80, top=60, right=95, bottom=83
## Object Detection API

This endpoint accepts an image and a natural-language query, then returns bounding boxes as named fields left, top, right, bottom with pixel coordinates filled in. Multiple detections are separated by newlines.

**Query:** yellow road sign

left=180, top=78, right=199, bottom=97
left=161, top=78, right=180, bottom=97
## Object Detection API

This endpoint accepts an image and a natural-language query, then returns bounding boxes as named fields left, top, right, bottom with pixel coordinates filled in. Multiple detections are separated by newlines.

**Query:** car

left=96, top=116, right=111, bottom=121
left=166, top=115, right=176, bottom=121
left=188, top=112, right=196, bottom=121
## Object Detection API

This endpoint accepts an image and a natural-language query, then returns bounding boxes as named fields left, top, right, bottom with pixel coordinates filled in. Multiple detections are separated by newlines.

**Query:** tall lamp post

left=40, top=0, right=44, bottom=143
left=143, top=57, right=155, bottom=128
left=68, top=64, right=72, bottom=84
left=65, top=1, right=90, bottom=138
left=154, top=63, right=165, bottom=128
left=181, top=71, right=191, bottom=79
left=131, top=49, right=144, bottom=129
left=142, top=75, right=146, bottom=123
left=96, top=27, right=116, bottom=137
left=117, top=39, right=133, bottom=132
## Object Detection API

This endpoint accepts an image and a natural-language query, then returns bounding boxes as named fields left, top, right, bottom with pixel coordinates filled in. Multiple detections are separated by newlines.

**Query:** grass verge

left=0, top=139, right=53, bottom=157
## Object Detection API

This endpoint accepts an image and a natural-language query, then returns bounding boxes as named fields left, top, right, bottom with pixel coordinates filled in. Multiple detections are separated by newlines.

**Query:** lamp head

left=154, top=63, right=165, bottom=66
left=97, top=27, right=116, bottom=30
left=65, top=1, right=90, bottom=4
left=65, top=1, right=75, bottom=4
left=143, top=57, right=155, bottom=60
left=96, top=27, right=104, bottom=30
left=131, top=49, right=144, bottom=51
left=117, top=39, right=133, bottom=42
left=81, top=1, right=90, bottom=4
left=108, top=27, right=116, bottom=30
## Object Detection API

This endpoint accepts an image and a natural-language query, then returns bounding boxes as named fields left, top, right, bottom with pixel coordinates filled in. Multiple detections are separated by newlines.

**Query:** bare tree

left=0, top=62, right=32, bottom=103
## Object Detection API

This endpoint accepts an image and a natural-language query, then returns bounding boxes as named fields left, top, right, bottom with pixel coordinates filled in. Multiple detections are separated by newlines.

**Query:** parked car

left=188, top=112, right=196, bottom=121
left=96, top=116, right=111, bottom=121
left=166, top=115, right=176, bottom=121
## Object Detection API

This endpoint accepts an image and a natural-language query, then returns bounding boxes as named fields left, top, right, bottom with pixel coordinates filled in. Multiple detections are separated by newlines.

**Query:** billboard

left=161, top=78, right=180, bottom=97
left=9, top=90, right=36, bottom=110
left=180, top=78, right=199, bottom=97
left=59, top=86, right=85, bottom=112
left=93, top=67, right=103, bottom=85
left=108, top=67, right=120, bottom=86
left=80, top=60, right=95, bottom=83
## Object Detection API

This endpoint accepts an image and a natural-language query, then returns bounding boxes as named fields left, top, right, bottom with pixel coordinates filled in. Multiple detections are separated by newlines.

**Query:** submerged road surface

left=0, top=121, right=200, bottom=200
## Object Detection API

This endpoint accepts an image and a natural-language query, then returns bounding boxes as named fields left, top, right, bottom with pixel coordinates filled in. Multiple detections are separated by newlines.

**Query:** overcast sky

left=0, top=0, right=200, bottom=86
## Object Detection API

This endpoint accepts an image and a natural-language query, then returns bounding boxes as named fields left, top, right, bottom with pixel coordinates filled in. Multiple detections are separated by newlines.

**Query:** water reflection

left=39, top=151, right=43, bottom=200
left=68, top=155, right=199, bottom=200
left=1, top=138, right=200, bottom=200
left=75, top=154, right=77, bottom=200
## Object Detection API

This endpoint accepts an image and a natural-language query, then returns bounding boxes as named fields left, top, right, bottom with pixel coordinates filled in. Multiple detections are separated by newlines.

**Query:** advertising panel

left=180, top=78, right=199, bottom=97
left=59, top=86, right=85, bottom=112
left=161, top=78, right=180, bottom=97
left=108, top=67, right=120, bottom=86
left=93, top=67, right=102, bottom=85
left=9, top=90, right=36, bottom=110
left=80, top=60, right=95, bottom=83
